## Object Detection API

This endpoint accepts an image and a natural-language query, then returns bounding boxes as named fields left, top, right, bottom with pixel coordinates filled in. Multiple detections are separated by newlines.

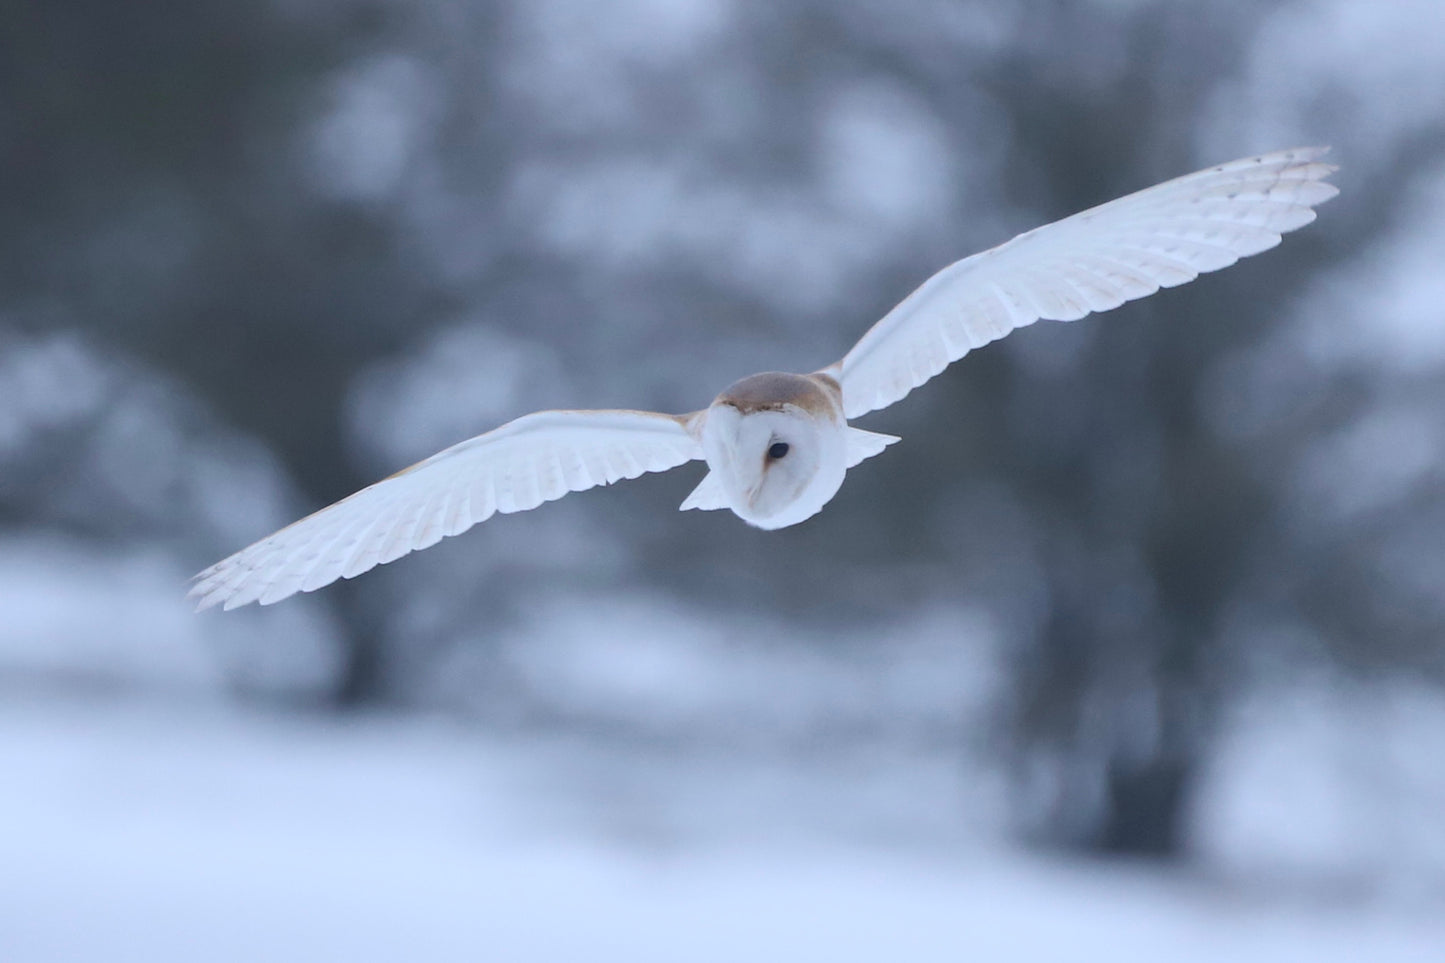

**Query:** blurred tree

left=3, top=0, right=1442, bottom=863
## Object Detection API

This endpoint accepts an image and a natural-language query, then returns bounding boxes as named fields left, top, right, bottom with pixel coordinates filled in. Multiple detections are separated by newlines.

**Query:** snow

left=2, top=698, right=1441, bottom=963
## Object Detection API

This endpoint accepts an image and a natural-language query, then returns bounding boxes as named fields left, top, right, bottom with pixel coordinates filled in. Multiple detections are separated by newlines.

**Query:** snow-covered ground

left=2, top=696, right=1441, bottom=963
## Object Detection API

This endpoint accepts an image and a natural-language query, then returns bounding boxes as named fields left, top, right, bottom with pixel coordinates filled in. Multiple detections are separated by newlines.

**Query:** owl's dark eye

left=767, top=441, right=790, bottom=460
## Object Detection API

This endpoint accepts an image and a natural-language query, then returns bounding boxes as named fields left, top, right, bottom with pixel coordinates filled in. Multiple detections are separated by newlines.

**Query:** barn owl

left=192, top=147, right=1338, bottom=610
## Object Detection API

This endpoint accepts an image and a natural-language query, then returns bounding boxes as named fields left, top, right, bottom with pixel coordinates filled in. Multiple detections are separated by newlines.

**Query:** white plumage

left=192, top=148, right=1337, bottom=610
left=831, top=148, right=1339, bottom=417
left=191, top=411, right=700, bottom=610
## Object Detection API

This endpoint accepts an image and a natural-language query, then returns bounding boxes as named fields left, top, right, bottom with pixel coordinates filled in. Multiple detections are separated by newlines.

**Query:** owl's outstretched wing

left=827, top=147, right=1339, bottom=420
left=191, top=409, right=702, bottom=610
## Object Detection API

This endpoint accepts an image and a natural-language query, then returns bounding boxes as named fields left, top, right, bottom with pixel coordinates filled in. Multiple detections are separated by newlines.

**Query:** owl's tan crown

left=716, top=371, right=842, bottom=418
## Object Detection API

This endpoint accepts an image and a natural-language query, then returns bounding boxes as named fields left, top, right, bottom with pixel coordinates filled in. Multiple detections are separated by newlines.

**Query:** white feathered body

left=687, top=372, right=894, bottom=530
left=191, top=148, right=1338, bottom=610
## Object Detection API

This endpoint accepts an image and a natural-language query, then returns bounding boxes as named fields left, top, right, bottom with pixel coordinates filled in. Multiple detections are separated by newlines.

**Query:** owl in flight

left=192, top=148, right=1338, bottom=610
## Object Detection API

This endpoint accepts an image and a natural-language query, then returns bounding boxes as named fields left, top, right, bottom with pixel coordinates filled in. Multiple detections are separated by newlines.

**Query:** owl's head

left=700, top=372, right=847, bottom=530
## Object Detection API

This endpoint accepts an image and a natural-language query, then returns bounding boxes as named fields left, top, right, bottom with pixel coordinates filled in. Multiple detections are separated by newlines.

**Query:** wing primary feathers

left=192, top=409, right=701, bottom=610
left=829, top=147, right=1338, bottom=419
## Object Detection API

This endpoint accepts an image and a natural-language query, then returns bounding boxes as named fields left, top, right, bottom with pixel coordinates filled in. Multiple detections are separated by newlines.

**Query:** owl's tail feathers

left=845, top=427, right=900, bottom=469
left=680, top=470, right=730, bottom=511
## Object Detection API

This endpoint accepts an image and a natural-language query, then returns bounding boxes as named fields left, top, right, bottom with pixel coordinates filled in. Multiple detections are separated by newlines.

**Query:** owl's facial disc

left=698, top=371, right=848, bottom=529
left=700, top=403, right=847, bottom=530
left=736, top=410, right=818, bottom=515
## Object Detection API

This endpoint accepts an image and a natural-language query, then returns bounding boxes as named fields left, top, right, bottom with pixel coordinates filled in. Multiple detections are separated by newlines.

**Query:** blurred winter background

left=3, top=0, right=1445, bottom=959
